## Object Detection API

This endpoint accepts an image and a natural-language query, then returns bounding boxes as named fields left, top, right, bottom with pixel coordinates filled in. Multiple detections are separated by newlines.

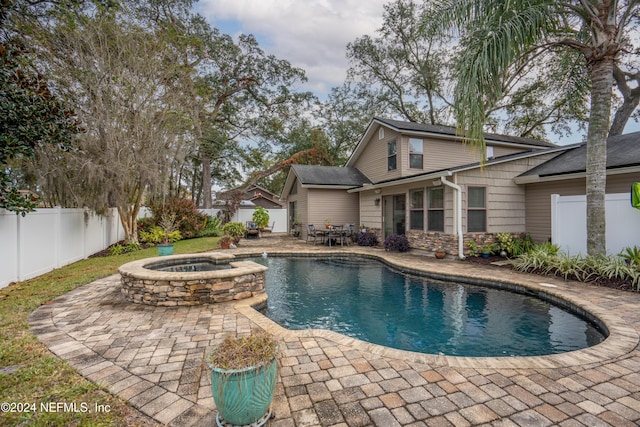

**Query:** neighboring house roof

left=212, top=199, right=256, bottom=207
left=515, top=132, right=640, bottom=183
left=291, top=164, right=372, bottom=188
left=346, top=117, right=556, bottom=167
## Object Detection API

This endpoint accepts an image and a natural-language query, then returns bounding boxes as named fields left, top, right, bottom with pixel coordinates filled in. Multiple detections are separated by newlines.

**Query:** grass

left=0, top=237, right=220, bottom=426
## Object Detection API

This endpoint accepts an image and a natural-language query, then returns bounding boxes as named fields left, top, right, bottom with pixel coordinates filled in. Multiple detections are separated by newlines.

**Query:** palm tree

left=428, top=0, right=639, bottom=255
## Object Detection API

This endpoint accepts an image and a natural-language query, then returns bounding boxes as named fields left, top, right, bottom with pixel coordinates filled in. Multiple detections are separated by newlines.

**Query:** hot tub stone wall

left=118, top=253, right=267, bottom=306
left=120, top=271, right=266, bottom=306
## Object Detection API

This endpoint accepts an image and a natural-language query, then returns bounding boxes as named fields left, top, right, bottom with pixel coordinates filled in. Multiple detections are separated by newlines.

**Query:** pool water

left=253, top=256, right=605, bottom=357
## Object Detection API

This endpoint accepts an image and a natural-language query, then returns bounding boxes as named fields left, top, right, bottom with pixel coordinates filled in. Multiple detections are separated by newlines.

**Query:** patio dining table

left=325, top=225, right=346, bottom=247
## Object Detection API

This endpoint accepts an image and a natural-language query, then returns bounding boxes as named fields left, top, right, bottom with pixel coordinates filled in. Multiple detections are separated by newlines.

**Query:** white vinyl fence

left=551, top=193, right=640, bottom=255
left=200, top=208, right=288, bottom=233
left=1, top=207, right=124, bottom=289
left=1, top=206, right=287, bottom=289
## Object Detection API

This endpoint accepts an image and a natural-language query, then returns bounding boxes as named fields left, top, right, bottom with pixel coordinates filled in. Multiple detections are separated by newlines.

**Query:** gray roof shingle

left=375, top=117, right=557, bottom=148
left=292, top=164, right=372, bottom=187
left=519, top=131, right=640, bottom=177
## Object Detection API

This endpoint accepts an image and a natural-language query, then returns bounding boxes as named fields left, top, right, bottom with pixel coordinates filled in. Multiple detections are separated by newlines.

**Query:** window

left=409, top=189, right=424, bottom=230
left=467, top=186, right=486, bottom=232
left=379, top=127, right=385, bottom=139
left=387, top=140, right=397, bottom=171
left=427, top=187, right=444, bottom=231
left=486, top=146, right=494, bottom=160
left=409, top=138, right=423, bottom=169
left=289, top=178, right=298, bottom=195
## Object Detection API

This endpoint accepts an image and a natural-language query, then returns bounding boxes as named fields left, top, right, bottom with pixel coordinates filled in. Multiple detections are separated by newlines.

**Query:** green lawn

left=0, top=237, right=220, bottom=426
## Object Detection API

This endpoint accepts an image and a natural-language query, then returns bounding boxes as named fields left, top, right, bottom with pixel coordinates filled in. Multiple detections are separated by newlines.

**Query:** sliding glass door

left=383, top=195, right=406, bottom=238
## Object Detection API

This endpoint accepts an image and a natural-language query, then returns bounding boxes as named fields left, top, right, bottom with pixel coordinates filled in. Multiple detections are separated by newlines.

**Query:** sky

left=195, top=0, right=640, bottom=143
left=196, top=0, right=388, bottom=97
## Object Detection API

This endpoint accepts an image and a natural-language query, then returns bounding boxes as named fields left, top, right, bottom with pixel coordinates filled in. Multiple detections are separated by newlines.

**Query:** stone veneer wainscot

left=119, top=253, right=267, bottom=306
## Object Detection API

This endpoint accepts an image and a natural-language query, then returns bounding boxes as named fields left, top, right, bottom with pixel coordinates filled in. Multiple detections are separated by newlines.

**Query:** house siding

left=353, top=126, right=402, bottom=183
left=456, top=153, right=561, bottom=234
left=524, top=173, right=640, bottom=242
left=307, top=189, right=359, bottom=229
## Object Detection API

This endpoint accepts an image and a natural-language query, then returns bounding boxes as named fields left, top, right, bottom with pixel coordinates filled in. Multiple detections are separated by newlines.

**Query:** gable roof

left=346, top=117, right=556, bottom=167
left=516, top=131, right=640, bottom=183
left=347, top=145, right=573, bottom=192
left=291, top=164, right=372, bottom=187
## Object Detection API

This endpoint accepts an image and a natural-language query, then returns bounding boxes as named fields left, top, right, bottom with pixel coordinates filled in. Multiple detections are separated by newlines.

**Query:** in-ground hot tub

left=118, top=252, right=267, bottom=306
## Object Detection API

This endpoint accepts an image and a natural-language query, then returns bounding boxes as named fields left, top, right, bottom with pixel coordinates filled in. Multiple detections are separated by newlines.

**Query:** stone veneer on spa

left=118, top=252, right=267, bottom=306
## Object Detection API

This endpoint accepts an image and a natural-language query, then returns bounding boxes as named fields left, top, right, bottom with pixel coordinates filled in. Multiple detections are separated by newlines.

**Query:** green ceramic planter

left=209, top=357, right=277, bottom=426
left=157, top=244, right=174, bottom=256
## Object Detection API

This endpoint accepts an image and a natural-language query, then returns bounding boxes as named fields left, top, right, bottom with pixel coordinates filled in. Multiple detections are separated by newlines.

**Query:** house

left=515, top=131, right=640, bottom=243
left=281, top=117, right=640, bottom=256
left=242, top=185, right=285, bottom=209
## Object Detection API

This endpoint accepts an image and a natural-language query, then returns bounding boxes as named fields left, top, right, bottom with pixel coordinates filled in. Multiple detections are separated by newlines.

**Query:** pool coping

left=231, top=248, right=639, bottom=370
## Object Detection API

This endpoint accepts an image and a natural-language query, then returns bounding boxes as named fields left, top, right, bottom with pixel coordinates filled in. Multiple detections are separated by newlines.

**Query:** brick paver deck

left=29, top=236, right=640, bottom=426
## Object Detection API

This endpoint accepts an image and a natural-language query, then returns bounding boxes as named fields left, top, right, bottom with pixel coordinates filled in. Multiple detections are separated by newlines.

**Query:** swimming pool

left=253, top=256, right=605, bottom=357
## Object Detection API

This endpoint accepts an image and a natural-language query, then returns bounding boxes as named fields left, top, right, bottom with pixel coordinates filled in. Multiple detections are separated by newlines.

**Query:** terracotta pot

left=435, top=249, right=446, bottom=259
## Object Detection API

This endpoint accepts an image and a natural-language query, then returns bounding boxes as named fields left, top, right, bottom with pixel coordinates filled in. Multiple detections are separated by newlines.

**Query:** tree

left=0, top=0, right=80, bottom=215
left=30, top=7, right=193, bottom=242
left=428, top=0, right=639, bottom=255
left=190, top=28, right=314, bottom=208
left=346, top=0, right=591, bottom=141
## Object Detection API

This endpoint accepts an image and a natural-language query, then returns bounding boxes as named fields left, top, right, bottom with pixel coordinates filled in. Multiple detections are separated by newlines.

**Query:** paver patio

left=29, top=235, right=640, bottom=426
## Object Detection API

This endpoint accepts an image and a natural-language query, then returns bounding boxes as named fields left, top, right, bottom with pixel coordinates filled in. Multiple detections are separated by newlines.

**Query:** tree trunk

left=585, top=58, right=613, bottom=255
left=201, top=150, right=212, bottom=208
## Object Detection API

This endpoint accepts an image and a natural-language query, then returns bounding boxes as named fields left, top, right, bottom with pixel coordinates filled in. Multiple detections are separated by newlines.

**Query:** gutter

left=440, top=176, right=465, bottom=260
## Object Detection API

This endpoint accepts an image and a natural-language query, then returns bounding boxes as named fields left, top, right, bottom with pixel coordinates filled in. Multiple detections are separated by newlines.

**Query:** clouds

left=197, top=0, right=388, bottom=96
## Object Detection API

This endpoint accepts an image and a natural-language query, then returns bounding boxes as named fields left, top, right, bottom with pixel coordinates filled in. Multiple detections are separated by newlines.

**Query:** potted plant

left=208, top=333, right=279, bottom=426
left=480, top=243, right=497, bottom=258
left=434, top=247, right=446, bottom=259
left=324, top=217, right=332, bottom=229
left=252, top=207, right=270, bottom=233
left=221, top=222, right=247, bottom=246
left=157, top=213, right=181, bottom=256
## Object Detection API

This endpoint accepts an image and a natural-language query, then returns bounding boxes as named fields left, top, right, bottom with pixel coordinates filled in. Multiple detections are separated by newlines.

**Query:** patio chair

left=306, top=224, right=325, bottom=245
left=245, top=221, right=260, bottom=239
left=343, top=224, right=355, bottom=245
left=262, top=221, right=275, bottom=234
left=327, top=224, right=345, bottom=247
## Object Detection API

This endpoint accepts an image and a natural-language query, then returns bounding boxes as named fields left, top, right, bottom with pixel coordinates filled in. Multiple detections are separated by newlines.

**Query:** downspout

left=441, top=176, right=465, bottom=259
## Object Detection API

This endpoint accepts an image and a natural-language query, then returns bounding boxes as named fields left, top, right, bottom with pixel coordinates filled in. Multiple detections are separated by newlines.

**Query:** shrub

left=197, top=215, right=223, bottom=237
left=149, top=197, right=207, bottom=239
left=383, top=234, right=410, bottom=252
left=139, top=226, right=182, bottom=244
left=356, top=231, right=378, bottom=247
left=222, top=221, right=246, bottom=244
left=511, top=246, right=640, bottom=289
left=109, top=242, right=140, bottom=256
left=621, top=246, right=640, bottom=265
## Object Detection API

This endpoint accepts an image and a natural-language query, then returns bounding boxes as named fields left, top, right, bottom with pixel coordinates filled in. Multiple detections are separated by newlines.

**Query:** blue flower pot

left=157, top=244, right=174, bottom=256
left=209, top=357, right=277, bottom=426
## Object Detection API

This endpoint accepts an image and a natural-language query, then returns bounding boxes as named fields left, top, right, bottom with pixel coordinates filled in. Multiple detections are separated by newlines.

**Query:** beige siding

left=525, top=173, right=640, bottom=242
left=307, top=188, right=359, bottom=228
left=491, top=145, right=527, bottom=158
left=360, top=190, right=382, bottom=229
left=456, top=153, right=561, bottom=234
left=353, top=126, right=402, bottom=183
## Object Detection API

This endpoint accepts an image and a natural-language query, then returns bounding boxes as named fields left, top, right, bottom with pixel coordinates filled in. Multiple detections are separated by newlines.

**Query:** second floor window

left=388, top=140, right=397, bottom=171
left=409, top=138, right=423, bottom=169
